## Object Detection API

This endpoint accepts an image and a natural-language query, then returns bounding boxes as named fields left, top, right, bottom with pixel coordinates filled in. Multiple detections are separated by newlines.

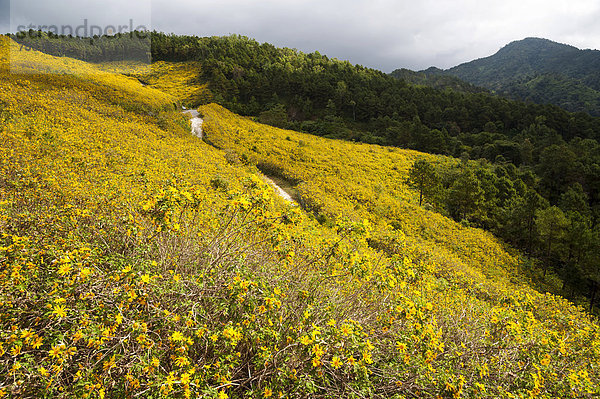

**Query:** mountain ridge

left=414, top=37, right=600, bottom=115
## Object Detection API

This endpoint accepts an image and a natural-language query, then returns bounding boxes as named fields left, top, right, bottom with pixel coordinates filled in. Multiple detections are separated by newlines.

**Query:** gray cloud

left=7, top=0, right=151, bottom=37
left=4, top=0, right=600, bottom=71
left=0, top=0, right=9, bottom=34
left=150, top=0, right=600, bottom=70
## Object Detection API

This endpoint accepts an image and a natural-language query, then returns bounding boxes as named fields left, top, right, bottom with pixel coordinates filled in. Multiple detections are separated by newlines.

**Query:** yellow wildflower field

left=0, top=36, right=599, bottom=398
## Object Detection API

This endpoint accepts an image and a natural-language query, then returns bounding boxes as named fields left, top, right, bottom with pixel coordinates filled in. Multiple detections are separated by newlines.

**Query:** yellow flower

left=331, top=356, right=342, bottom=369
left=80, top=267, right=92, bottom=279
left=474, top=382, right=486, bottom=393
left=52, top=304, right=67, bottom=318
left=175, top=356, right=189, bottom=367
left=165, top=373, right=176, bottom=387
left=127, top=290, right=138, bottom=301
left=48, top=344, right=63, bottom=359
left=540, top=355, right=550, bottom=367
left=142, top=201, right=154, bottom=211
left=170, top=331, right=184, bottom=342
left=299, top=335, right=311, bottom=345
left=10, top=345, right=21, bottom=356
left=312, top=344, right=324, bottom=357
left=340, top=324, right=353, bottom=336
left=141, top=274, right=151, bottom=284
left=396, top=342, right=407, bottom=352
left=217, top=391, right=228, bottom=399
left=72, top=331, right=83, bottom=342
left=263, top=387, right=273, bottom=398
left=58, top=263, right=71, bottom=276
left=31, top=336, right=43, bottom=349
left=223, top=326, right=242, bottom=345
left=180, top=372, right=190, bottom=385
left=20, top=329, right=33, bottom=341
left=103, top=354, right=116, bottom=371
left=310, top=326, right=321, bottom=338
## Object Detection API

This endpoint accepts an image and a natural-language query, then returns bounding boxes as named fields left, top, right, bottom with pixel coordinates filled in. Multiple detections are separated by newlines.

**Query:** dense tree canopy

left=424, top=37, right=600, bottom=116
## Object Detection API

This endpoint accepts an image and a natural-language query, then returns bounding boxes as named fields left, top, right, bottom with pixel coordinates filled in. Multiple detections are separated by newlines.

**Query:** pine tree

left=406, top=158, right=439, bottom=207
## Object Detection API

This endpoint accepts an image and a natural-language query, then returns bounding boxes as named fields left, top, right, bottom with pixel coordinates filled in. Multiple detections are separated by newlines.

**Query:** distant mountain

left=421, top=38, right=600, bottom=115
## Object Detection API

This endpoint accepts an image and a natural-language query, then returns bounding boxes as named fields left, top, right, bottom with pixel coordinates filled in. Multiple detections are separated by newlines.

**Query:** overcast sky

left=2, top=0, right=599, bottom=71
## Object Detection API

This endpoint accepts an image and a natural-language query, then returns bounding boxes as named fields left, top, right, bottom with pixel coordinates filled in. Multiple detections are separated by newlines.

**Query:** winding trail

left=182, top=108, right=295, bottom=204
left=262, top=175, right=296, bottom=204
left=182, top=109, right=203, bottom=138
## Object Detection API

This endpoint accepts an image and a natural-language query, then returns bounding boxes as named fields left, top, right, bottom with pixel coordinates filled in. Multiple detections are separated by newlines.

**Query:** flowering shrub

left=98, top=60, right=214, bottom=107
left=0, top=36, right=599, bottom=397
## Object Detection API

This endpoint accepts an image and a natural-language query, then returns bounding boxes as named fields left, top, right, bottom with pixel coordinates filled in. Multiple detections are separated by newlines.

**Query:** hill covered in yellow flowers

left=1, top=36, right=600, bottom=398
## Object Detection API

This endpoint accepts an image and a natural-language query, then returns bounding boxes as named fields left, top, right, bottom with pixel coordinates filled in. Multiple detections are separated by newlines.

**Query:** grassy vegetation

left=1, top=36, right=600, bottom=398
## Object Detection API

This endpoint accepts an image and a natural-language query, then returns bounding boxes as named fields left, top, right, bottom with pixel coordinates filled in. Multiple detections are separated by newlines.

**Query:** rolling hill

left=1, top=36, right=600, bottom=397
left=417, top=37, right=600, bottom=115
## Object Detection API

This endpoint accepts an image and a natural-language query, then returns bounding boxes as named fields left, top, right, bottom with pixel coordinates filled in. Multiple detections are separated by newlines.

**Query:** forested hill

left=11, top=33, right=600, bottom=146
left=147, top=34, right=600, bottom=143
left=422, top=37, right=600, bottom=116
left=389, top=67, right=487, bottom=94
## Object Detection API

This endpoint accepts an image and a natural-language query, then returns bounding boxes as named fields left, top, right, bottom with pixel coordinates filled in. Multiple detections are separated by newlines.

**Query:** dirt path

left=182, top=109, right=203, bottom=138
left=262, top=175, right=296, bottom=204
left=182, top=109, right=295, bottom=204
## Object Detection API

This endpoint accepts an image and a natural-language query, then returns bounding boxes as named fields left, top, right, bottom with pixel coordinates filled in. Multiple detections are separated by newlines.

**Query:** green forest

left=423, top=37, right=600, bottom=116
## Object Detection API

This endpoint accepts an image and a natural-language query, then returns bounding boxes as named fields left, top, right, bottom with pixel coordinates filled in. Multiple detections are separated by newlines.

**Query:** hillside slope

left=1, top=37, right=600, bottom=397
left=431, top=37, right=600, bottom=115
left=200, top=103, right=600, bottom=396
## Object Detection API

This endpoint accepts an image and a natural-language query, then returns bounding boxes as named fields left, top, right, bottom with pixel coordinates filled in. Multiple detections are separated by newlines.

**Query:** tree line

left=9, top=30, right=150, bottom=62
left=407, top=157, right=600, bottom=310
